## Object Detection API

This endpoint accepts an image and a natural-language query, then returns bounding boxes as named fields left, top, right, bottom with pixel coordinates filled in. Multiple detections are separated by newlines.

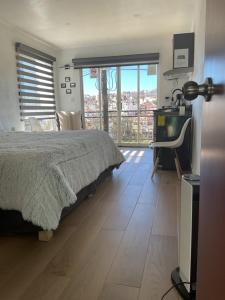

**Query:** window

left=15, top=43, right=56, bottom=120
left=77, top=53, right=159, bottom=146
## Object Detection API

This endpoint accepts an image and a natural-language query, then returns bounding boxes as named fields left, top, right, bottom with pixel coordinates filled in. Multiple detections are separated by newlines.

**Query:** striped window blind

left=15, top=43, right=56, bottom=120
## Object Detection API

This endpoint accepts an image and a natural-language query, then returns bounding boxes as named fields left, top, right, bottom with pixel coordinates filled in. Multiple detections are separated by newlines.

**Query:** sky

left=83, top=65, right=157, bottom=95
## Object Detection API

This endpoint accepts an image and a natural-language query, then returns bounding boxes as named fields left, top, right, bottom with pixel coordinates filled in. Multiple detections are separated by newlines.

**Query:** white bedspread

left=0, top=130, right=124, bottom=230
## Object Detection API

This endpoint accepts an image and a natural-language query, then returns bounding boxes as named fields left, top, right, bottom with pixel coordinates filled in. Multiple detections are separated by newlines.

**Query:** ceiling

left=0, top=0, right=195, bottom=49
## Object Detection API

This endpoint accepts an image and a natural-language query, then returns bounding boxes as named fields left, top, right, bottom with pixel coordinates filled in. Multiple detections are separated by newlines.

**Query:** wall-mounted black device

left=173, top=33, right=195, bottom=69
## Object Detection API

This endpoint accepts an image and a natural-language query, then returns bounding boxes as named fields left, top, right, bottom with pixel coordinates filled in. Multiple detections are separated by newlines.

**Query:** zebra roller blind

left=15, top=43, right=56, bottom=120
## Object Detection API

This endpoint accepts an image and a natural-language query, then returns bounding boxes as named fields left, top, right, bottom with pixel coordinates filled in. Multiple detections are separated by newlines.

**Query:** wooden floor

left=0, top=148, right=181, bottom=300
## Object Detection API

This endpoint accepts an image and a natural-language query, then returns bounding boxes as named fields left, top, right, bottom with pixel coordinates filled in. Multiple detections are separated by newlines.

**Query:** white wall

left=57, top=34, right=189, bottom=112
left=57, top=65, right=82, bottom=112
left=191, top=0, right=206, bottom=174
left=0, top=20, right=59, bottom=131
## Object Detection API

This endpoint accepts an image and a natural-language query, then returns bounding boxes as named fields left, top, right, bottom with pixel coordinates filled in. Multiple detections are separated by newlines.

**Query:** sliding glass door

left=107, top=67, right=119, bottom=143
left=139, top=65, right=157, bottom=143
left=82, top=64, right=157, bottom=146
left=120, top=65, right=138, bottom=144
left=82, top=68, right=102, bottom=130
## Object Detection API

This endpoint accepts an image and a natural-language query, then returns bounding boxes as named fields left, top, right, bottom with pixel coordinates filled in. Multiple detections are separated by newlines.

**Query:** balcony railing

left=84, top=109, right=155, bottom=145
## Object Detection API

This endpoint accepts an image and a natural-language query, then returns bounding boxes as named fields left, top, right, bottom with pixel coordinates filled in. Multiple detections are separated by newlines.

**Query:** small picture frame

left=65, top=77, right=70, bottom=82
left=61, top=83, right=66, bottom=88
left=66, top=89, right=72, bottom=94
left=64, top=64, right=70, bottom=70
left=70, top=82, right=76, bottom=88
left=174, top=48, right=189, bottom=69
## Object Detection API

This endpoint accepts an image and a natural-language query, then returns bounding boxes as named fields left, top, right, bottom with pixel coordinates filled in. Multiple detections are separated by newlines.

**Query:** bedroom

left=0, top=0, right=224, bottom=299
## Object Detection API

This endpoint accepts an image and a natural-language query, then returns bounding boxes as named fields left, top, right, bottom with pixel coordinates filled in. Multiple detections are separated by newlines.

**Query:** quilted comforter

left=0, top=130, right=124, bottom=230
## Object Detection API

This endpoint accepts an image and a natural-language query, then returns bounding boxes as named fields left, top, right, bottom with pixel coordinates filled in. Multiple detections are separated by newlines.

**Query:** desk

left=153, top=109, right=192, bottom=171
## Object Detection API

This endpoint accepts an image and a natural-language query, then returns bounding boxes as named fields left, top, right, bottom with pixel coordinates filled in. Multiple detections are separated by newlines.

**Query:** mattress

left=0, top=130, right=124, bottom=230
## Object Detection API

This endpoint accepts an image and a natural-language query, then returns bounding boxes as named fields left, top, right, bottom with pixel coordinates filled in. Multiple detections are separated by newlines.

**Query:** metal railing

left=84, top=109, right=155, bottom=145
left=84, top=109, right=155, bottom=117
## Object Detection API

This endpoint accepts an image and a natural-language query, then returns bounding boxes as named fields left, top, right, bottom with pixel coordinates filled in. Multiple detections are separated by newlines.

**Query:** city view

left=83, top=66, right=157, bottom=145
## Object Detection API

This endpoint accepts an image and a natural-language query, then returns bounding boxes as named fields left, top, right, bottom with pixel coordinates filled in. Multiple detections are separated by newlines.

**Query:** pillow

left=70, top=111, right=81, bottom=130
left=57, top=111, right=81, bottom=130
left=28, top=118, right=43, bottom=132
left=40, top=119, right=58, bottom=131
left=0, top=120, right=5, bottom=131
left=57, top=111, right=72, bottom=130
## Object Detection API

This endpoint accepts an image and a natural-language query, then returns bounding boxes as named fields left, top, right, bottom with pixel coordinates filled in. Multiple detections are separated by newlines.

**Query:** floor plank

left=98, top=283, right=139, bottom=300
left=128, top=163, right=151, bottom=186
left=138, top=179, right=158, bottom=206
left=102, top=185, right=142, bottom=230
left=152, top=184, right=178, bottom=237
left=0, top=236, right=35, bottom=280
left=106, top=203, right=155, bottom=287
left=58, top=229, right=123, bottom=300
left=138, top=235, right=180, bottom=300
left=0, top=225, right=76, bottom=300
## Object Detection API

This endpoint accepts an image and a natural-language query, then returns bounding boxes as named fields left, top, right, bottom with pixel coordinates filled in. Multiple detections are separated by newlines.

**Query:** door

left=120, top=65, right=157, bottom=145
left=82, top=65, right=157, bottom=146
left=82, top=68, right=102, bottom=130
left=197, top=0, right=225, bottom=298
left=120, top=65, right=139, bottom=144
left=108, top=67, right=119, bottom=143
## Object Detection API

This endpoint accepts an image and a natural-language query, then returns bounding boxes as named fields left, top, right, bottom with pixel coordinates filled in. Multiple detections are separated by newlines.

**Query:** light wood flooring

left=0, top=148, right=181, bottom=300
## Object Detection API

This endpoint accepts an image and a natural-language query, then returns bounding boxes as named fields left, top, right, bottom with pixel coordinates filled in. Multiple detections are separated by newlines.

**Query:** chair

left=151, top=117, right=191, bottom=179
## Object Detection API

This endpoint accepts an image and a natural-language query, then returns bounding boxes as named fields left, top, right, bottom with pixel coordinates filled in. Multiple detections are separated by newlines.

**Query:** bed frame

left=0, top=165, right=117, bottom=241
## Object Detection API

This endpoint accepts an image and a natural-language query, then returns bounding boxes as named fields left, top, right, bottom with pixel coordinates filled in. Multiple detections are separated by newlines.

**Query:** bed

left=0, top=129, right=124, bottom=240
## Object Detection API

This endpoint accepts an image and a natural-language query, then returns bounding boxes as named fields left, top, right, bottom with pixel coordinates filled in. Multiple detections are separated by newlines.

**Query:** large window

left=120, top=65, right=138, bottom=143
left=139, top=64, right=157, bottom=143
left=15, top=43, right=56, bottom=120
left=82, top=64, right=157, bottom=146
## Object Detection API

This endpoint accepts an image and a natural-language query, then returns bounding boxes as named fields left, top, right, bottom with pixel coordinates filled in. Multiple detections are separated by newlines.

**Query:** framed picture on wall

left=174, top=48, right=189, bottom=68
left=70, top=82, right=76, bottom=88
left=65, top=77, right=70, bottom=82
left=61, top=83, right=66, bottom=88
left=64, top=64, right=70, bottom=70
left=66, top=89, right=72, bottom=94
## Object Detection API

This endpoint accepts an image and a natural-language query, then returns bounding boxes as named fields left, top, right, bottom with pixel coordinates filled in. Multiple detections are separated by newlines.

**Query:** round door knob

left=182, top=77, right=224, bottom=102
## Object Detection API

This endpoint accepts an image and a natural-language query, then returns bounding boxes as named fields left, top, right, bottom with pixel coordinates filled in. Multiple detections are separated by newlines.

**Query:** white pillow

left=57, top=111, right=81, bottom=130
left=40, top=119, right=58, bottom=131
left=70, top=111, right=81, bottom=130
left=57, top=111, right=72, bottom=130
left=0, top=120, right=7, bottom=131
left=29, top=118, right=43, bottom=132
